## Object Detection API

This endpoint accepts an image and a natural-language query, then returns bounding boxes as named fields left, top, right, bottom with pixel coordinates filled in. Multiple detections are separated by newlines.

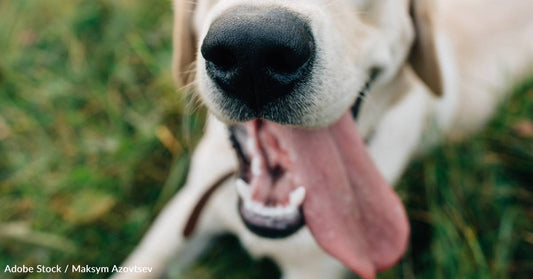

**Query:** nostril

left=267, top=48, right=305, bottom=74
left=202, top=46, right=237, bottom=71
left=266, top=41, right=314, bottom=75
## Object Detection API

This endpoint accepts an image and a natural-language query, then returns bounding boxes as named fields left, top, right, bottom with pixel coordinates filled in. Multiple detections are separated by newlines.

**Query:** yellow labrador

left=114, top=0, right=533, bottom=278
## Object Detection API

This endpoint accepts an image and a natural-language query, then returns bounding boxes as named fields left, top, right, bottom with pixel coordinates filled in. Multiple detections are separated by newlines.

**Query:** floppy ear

left=173, top=0, right=197, bottom=87
left=408, top=0, right=444, bottom=96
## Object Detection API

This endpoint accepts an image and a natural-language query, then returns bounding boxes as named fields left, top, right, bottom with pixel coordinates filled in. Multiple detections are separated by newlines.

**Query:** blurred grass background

left=0, top=0, right=531, bottom=279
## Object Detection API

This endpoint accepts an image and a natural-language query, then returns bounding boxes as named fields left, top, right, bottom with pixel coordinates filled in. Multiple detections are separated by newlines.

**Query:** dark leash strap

left=182, top=170, right=236, bottom=238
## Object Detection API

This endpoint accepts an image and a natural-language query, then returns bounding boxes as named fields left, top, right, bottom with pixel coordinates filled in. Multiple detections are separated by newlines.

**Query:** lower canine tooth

left=251, top=201, right=263, bottom=212
left=289, top=186, right=306, bottom=206
left=282, top=206, right=297, bottom=215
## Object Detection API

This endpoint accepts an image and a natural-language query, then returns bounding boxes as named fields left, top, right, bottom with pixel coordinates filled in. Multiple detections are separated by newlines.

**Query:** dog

left=113, top=0, right=533, bottom=278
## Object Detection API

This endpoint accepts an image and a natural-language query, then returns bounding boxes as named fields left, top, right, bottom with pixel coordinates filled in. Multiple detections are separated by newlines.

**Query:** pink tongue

left=270, top=112, right=409, bottom=279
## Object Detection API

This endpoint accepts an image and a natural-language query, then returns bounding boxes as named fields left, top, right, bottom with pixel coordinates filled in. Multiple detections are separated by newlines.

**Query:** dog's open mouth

left=230, top=102, right=409, bottom=278
left=234, top=119, right=307, bottom=238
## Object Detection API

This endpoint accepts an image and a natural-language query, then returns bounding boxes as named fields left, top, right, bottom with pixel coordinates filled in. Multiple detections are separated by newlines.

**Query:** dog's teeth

left=243, top=200, right=299, bottom=218
left=236, top=179, right=251, bottom=200
left=289, top=186, right=306, bottom=207
left=262, top=206, right=274, bottom=215
left=272, top=206, right=284, bottom=216
left=282, top=206, right=296, bottom=215
left=252, top=202, right=267, bottom=214
left=239, top=185, right=304, bottom=220
left=249, top=200, right=262, bottom=212
left=251, top=157, right=262, bottom=176
left=243, top=199, right=262, bottom=212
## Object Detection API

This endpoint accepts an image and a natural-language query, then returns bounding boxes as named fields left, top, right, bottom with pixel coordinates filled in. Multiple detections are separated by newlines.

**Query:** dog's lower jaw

left=238, top=199, right=305, bottom=239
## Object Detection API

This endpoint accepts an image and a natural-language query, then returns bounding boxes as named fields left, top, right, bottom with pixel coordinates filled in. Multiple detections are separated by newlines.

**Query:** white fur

left=113, top=0, right=533, bottom=278
left=194, top=0, right=412, bottom=127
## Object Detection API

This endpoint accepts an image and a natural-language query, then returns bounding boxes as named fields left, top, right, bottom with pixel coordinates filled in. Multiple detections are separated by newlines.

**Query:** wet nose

left=201, top=6, right=315, bottom=110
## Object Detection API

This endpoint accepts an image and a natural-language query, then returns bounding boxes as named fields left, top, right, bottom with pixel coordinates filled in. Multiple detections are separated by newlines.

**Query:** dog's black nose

left=201, top=7, right=315, bottom=111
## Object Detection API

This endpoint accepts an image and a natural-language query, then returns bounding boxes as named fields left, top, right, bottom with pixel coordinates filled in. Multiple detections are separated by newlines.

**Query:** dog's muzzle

left=201, top=6, right=315, bottom=112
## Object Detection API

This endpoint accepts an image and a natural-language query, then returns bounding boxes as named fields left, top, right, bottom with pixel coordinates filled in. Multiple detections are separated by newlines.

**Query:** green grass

left=0, top=1, right=531, bottom=279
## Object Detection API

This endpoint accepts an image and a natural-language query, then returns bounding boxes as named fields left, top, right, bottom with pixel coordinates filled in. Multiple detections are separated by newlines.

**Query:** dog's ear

left=173, top=0, right=197, bottom=87
left=408, top=0, right=444, bottom=97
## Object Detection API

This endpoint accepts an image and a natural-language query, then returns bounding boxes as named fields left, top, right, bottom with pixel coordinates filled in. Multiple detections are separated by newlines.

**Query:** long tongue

left=271, top=112, right=409, bottom=279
